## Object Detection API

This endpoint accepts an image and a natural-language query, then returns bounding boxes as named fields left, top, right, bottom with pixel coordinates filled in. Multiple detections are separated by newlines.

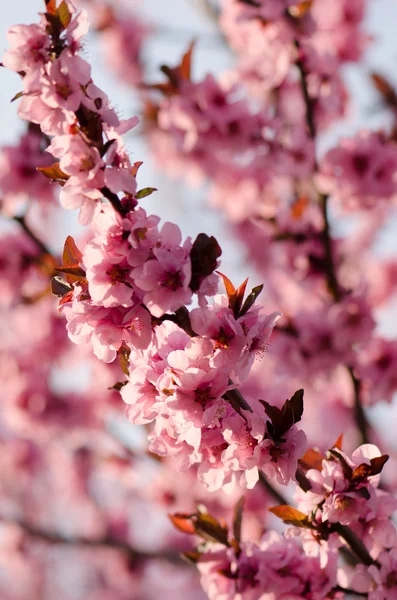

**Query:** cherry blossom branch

left=0, top=516, right=184, bottom=565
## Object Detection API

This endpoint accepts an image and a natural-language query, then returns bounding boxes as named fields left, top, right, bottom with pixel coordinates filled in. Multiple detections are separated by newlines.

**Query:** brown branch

left=295, top=39, right=371, bottom=445
left=333, top=523, right=377, bottom=567
left=348, top=366, right=370, bottom=445
left=0, top=516, right=184, bottom=565
left=334, top=586, right=368, bottom=598
left=13, top=215, right=53, bottom=257
left=319, top=193, right=341, bottom=302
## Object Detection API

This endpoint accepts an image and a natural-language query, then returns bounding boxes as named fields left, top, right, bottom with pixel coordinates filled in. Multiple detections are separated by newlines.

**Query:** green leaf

left=135, top=187, right=157, bottom=199
left=239, top=284, right=264, bottom=317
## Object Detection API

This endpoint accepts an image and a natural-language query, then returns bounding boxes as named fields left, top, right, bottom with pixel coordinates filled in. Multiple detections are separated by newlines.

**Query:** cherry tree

left=1, top=0, right=397, bottom=598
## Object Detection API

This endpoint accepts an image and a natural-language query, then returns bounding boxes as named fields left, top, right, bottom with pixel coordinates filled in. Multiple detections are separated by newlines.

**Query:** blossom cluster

left=2, top=0, right=309, bottom=497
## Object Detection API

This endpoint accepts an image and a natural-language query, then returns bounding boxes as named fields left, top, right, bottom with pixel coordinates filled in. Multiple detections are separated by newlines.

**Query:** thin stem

left=333, top=523, right=376, bottom=567
left=13, top=215, right=53, bottom=256
left=319, top=193, right=341, bottom=302
left=334, top=586, right=368, bottom=598
left=295, top=39, right=371, bottom=444
left=258, top=472, right=289, bottom=505
left=294, top=39, right=316, bottom=141
left=348, top=366, right=370, bottom=445
left=0, top=516, right=183, bottom=565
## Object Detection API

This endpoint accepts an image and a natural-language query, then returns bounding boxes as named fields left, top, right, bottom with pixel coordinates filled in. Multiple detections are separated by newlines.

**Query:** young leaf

left=261, top=389, right=304, bottom=442
left=189, top=234, right=222, bottom=292
left=58, top=0, right=72, bottom=27
left=193, top=513, right=229, bottom=546
left=180, top=40, right=195, bottom=81
left=217, top=271, right=236, bottom=298
left=169, top=513, right=196, bottom=535
left=135, top=187, right=157, bottom=199
left=37, top=162, right=69, bottom=184
left=352, top=455, right=389, bottom=481
left=269, top=505, right=310, bottom=527
left=239, top=284, right=264, bottom=317
left=63, top=236, right=83, bottom=266
left=118, top=346, right=131, bottom=377
left=332, top=434, right=344, bottom=451
left=299, top=448, right=324, bottom=471
left=11, top=91, right=24, bottom=103
left=51, top=276, right=73, bottom=297
left=131, top=161, right=143, bottom=177
left=54, top=264, right=86, bottom=279
left=45, top=0, right=57, bottom=16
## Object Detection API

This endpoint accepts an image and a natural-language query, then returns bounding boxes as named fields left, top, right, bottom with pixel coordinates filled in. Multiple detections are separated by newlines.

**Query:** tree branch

left=0, top=516, right=184, bottom=565
left=295, top=39, right=371, bottom=444
left=13, top=215, right=53, bottom=257
left=333, top=522, right=377, bottom=567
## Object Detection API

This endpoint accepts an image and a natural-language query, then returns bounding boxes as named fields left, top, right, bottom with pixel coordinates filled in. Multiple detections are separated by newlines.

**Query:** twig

left=348, top=366, right=369, bottom=445
left=295, top=38, right=371, bottom=444
left=319, top=193, right=341, bottom=302
left=333, top=523, right=376, bottom=567
left=334, top=586, right=368, bottom=598
left=0, top=516, right=183, bottom=565
left=258, top=472, right=289, bottom=505
left=13, top=215, right=53, bottom=256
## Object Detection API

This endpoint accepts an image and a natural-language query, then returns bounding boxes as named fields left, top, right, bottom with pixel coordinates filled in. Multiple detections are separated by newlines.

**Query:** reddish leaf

left=131, top=161, right=143, bottom=177
left=332, top=434, right=344, bottom=451
left=189, top=234, right=222, bottom=292
left=288, top=0, right=313, bottom=18
left=290, top=196, right=309, bottom=219
left=63, top=236, right=83, bottom=266
left=269, top=505, right=310, bottom=527
left=58, top=290, right=74, bottom=306
left=169, top=513, right=196, bottom=535
left=193, top=513, right=229, bottom=546
left=352, top=455, right=389, bottom=481
left=45, top=0, right=57, bottom=15
left=54, top=264, right=86, bottom=279
left=261, top=389, right=304, bottom=442
left=299, top=448, right=324, bottom=471
left=180, top=41, right=195, bottom=81
left=217, top=271, right=236, bottom=298
left=37, top=162, right=69, bottom=184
